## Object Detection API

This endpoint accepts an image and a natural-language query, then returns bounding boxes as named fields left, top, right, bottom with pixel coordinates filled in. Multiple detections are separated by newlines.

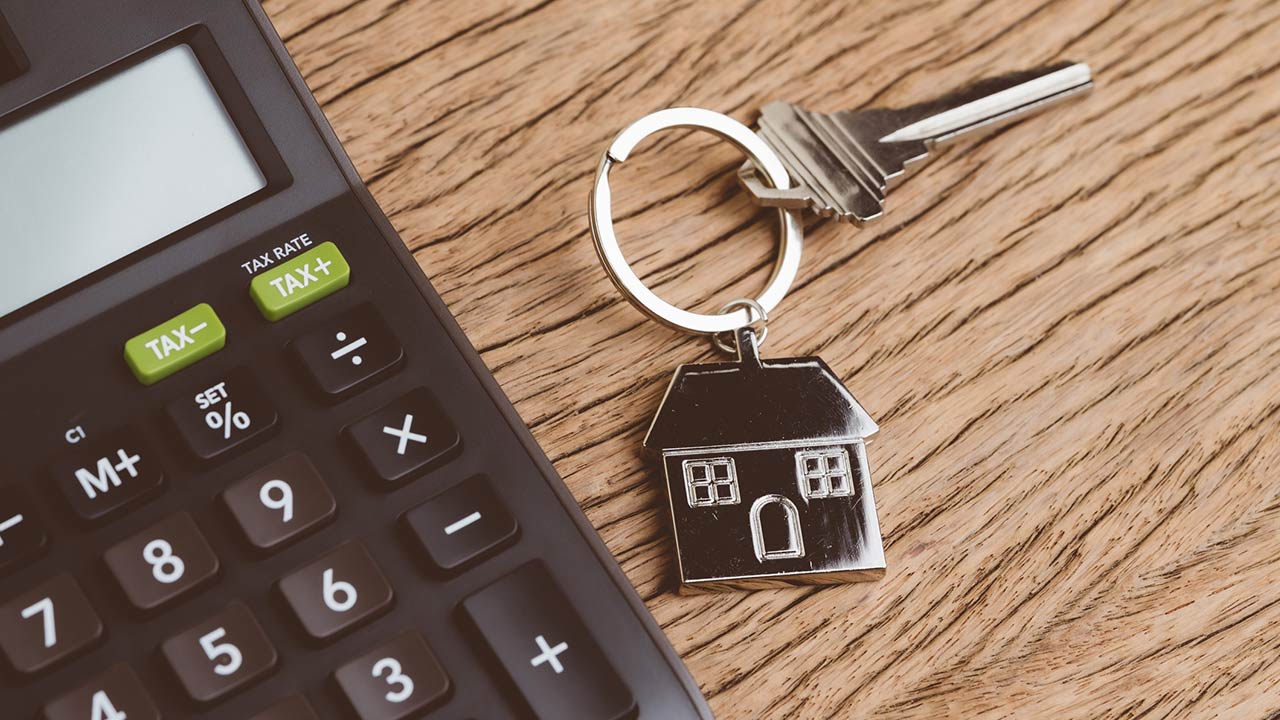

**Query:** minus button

left=404, top=477, right=518, bottom=574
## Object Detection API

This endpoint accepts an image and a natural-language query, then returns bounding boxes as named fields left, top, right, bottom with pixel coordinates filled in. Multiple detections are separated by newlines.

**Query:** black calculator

left=0, top=2, right=711, bottom=719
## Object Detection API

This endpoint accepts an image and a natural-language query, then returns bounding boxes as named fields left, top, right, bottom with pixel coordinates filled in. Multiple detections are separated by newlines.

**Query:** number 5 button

left=160, top=603, right=278, bottom=703
left=0, top=574, right=102, bottom=674
left=277, top=541, right=393, bottom=642
left=103, top=513, right=219, bottom=611
left=334, top=632, right=450, bottom=720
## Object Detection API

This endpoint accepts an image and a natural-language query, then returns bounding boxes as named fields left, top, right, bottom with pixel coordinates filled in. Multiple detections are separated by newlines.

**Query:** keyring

left=588, top=107, right=803, bottom=336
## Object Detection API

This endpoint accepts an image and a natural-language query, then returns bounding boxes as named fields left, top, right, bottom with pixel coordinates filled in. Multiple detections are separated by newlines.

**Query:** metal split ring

left=588, top=107, right=803, bottom=336
left=711, top=298, right=768, bottom=354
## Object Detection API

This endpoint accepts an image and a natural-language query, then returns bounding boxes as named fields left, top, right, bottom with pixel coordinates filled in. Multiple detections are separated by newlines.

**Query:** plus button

left=529, top=634, right=568, bottom=675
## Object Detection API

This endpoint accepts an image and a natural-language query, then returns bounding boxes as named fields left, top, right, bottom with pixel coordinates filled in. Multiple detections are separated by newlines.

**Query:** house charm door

left=644, top=327, right=886, bottom=591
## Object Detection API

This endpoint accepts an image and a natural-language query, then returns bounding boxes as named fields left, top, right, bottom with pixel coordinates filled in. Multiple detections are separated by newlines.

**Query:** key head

left=741, top=62, right=1092, bottom=224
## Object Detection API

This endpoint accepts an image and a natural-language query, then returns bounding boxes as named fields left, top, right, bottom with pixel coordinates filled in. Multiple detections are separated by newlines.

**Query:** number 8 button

left=103, top=513, right=219, bottom=611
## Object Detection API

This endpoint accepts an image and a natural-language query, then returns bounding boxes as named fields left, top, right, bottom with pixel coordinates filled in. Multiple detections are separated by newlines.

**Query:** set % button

left=167, top=368, right=278, bottom=460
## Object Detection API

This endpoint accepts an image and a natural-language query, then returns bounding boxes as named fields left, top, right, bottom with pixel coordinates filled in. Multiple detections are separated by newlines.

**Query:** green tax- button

left=124, top=304, right=226, bottom=385
left=250, top=242, right=351, bottom=321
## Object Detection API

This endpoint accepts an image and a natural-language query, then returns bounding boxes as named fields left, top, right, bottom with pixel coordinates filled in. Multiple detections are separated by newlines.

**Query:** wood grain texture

left=261, top=0, right=1280, bottom=716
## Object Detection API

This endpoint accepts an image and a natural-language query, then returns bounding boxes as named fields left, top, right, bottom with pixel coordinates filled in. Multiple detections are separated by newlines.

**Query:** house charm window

left=796, top=448, right=854, bottom=499
left=683, top=458, right=739, bottom=507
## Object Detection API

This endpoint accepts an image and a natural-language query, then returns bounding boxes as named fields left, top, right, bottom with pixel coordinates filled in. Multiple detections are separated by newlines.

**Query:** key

left=0, top=573, right=103, bottom=674
left=250, top=695, right=320, bottom=720
left=44, top=664, right=161, bottom=720
left=403, top=475, right=518, bottom=573
left=160, top=602, right=278, bottom=704
left=277, top=541, right=393, bottom=642
left=738, top=62, right=1093, bottom=223
left=333, top=631, right=451, bottom=720
left=103, top=512, right=220, bottom=611
left=462, top=561, right=634, bottom=720
left=223, top=453, right=336, bottom=552
left=0, top=485, right=47, bottom=573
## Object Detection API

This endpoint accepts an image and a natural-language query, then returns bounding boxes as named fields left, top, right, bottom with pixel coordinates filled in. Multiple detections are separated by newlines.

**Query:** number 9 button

left=160, top=602, right=278, bottom=703
left=103, top=512, right=219, bottom=611
left=222, top=453, right=336, bottom=552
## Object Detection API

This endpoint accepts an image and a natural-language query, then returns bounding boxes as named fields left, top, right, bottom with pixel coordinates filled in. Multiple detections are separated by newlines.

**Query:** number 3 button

left=334, top=632, right=450, bottom=720
left=103, top=513, right=219, bottom=611
left=161, top=603, right=278, bottom=704
left=277, top=541, right=393, bottom=642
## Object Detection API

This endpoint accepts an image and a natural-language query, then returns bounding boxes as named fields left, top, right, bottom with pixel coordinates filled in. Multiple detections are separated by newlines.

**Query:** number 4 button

left=160, top=603, right=278, bottom=704
left=44, top=664, right=160, bottom=720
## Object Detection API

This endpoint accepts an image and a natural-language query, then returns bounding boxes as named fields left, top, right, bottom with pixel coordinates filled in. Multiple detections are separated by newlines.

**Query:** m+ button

left=345, top=389, right=459, bottom=487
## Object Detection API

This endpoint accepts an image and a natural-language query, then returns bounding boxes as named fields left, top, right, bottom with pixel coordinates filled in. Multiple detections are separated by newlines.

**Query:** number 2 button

left=277, top=541, right=393, bottom=642
left=0, top=574, right=102, bottom=674
left=334, top=632, right=450, bottom=720
left=161, top=603, right=278, bottom=704
left=103, top=513, right=219, bottom=611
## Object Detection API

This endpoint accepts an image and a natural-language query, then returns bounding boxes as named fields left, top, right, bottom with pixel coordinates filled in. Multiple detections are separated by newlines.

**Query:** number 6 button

left=160, top=603, right=278, bottom=703
left=103, top=512, right=219, bottom=611
left=334, top=632, right=450, bottom=720
left=277, top=541, right=393, bottom=642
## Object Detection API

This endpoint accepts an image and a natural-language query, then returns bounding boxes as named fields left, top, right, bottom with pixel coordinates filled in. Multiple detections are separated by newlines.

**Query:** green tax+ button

left=124, top=304, right=226, bottom=385
left=250, top=242, right=350, bottom=321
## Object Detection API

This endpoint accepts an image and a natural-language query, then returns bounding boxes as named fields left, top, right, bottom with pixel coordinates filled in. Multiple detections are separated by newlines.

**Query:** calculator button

left=250, top=241, right=351, bottom=321
left=0, top=485, right=47, bottom=573
left=44, top=664, right=161, bottom=720
left=345, top=389, right=460, bottom=486
left=123, top=302, right=226, bottom=385
left=160, top=602, right=278, bottom=704
left=167, top=367, right=278, bottom=460
left=223, top=453, right=336, bottom=552
left=49, top=429, right=163, bottom=522
left=290, top=304, right=402, bottom=398
left=404, top=476, right=517, bottom=573
left=462, top=562, right=634, bottom=720
left=277, top=541, right=393, bottom=642
left=0, top=574, right=102, bottom=674
left=251, top=695, right=320, bottom=720
left=103, top=512, right=219, bottom=611
left=333, top=631, right=450, bottom=720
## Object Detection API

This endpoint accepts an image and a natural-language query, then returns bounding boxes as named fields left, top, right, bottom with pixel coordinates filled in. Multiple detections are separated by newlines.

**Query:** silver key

left=738, top=62, right=1093, bottom=224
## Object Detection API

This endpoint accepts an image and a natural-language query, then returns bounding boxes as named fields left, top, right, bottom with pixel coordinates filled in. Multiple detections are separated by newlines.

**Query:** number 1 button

left=277, top=542, right=393, bottom=642
left=161, top=603, right=278, bottom=704
left=0, top=574, right=102, bottom=675
left=334, top=632, right=450, bottom=720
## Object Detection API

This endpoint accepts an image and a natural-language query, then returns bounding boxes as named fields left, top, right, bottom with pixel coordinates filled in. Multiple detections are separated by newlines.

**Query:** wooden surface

left=262, top=0, right=1280, bottom=717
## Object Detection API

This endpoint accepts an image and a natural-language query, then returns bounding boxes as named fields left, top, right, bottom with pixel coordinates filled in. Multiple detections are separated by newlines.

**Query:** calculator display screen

left=0, top=44, right=266, bottom=318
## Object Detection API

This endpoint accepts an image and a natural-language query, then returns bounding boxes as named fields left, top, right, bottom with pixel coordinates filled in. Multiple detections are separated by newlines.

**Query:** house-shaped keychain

left=644, top=329, right=886, bottom=590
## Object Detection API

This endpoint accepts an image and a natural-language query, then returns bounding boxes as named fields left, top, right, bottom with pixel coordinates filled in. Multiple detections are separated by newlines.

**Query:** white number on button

left=323, top=568, right=357, bottom=612
left=143, top=538, right=185, bottom=584
left=372, top=657, right=414, bottom=703
left=198, top=626, right=243, bottom=677
left=259, top=479, right=294, bottom=523
left=90, top=690, right=127, bottom=720
left=20, top=596, right=55, bottom=648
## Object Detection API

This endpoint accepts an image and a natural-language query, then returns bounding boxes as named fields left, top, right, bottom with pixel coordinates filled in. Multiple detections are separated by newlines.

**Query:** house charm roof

left=644, top=329, right=886, bottom=590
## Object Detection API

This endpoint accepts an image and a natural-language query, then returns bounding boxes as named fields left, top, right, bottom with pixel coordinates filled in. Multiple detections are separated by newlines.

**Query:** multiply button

left=167, top=367, right=278, bottom=460
left=404, top=476, right=518, bottom=573
left=291, top=304, right=402, bottom=398
left=0, top=485, right=47, bottom=573
left=345, top=389, right=459, bottom=487
left=462, top=562, right=634, bottom=720
left=49, top=428, right=163, bottom=522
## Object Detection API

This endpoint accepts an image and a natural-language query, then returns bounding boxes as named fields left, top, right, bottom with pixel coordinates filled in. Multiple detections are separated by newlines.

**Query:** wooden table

left=262, top=0, right=1280, bottom=716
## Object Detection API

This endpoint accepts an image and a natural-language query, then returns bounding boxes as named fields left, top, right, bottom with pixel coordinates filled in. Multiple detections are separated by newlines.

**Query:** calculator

left=0, top=2, right=711, bottom=719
